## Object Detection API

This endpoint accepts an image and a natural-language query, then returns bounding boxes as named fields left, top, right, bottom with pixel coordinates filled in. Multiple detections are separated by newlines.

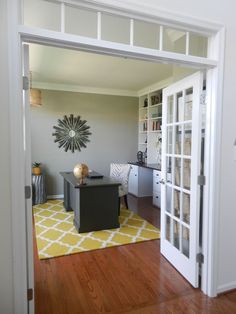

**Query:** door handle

left=160, top=179, right=165, bottom=184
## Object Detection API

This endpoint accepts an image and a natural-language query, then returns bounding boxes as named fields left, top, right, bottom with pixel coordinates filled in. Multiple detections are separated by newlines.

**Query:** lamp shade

left=30, top=88, right=42, bottom=107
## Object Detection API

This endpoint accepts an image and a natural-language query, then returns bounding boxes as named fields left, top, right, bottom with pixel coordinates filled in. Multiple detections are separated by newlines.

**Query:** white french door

left=161, top=71, right=203, bottom=287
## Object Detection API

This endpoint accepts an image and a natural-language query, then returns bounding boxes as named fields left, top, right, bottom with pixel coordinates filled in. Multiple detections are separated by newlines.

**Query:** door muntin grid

left=165, top=87, right=193, bottom=258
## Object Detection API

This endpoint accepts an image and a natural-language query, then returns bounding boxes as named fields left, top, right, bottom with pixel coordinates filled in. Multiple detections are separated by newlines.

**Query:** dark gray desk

left=60, top=172, right=120, bottom=233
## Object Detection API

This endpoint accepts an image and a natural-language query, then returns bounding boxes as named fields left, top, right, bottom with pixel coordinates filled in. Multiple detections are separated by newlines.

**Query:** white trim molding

left=33, top=81, right=138, bottom=97
left=137, top=77, right=173, bottom=96
left=217, top=282, right=236, bottom=294
left=47, top=194, right=64, bottom=199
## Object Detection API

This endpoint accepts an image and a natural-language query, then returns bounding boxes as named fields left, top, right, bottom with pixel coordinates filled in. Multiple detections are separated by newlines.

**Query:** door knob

left=160, top=179, right=165, bottom=184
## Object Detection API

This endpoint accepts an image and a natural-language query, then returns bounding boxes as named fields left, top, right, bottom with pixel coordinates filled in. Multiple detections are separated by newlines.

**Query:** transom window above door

left=23, top=0, right=209, bottom=59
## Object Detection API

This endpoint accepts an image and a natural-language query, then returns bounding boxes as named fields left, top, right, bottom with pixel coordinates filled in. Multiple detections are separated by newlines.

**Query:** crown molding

left=33, top=81, right=139, bottom=97
left=137, top=77, right=173, bottom=96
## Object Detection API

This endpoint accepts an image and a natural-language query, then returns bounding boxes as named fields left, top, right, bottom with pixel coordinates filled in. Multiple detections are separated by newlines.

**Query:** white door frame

left=6, top=0, right=225, bottom=313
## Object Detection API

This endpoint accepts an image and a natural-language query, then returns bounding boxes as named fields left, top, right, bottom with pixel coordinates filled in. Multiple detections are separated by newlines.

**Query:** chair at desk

left=110, top=163, right=131, bottom=210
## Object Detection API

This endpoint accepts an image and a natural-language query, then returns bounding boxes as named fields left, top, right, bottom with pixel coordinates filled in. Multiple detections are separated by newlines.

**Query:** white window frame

left=7, top=0, right=225, bottom=313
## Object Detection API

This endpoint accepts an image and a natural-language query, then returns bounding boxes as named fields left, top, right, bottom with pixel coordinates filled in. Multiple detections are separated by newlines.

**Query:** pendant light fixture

left=30, top=71, right=42, bottom=107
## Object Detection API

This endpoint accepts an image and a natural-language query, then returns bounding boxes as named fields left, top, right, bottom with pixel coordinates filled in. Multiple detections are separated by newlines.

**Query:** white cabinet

left=128, top=165, right=138, bottom=196
left=128, top=165, right=153, bottom=197
left=153, top=170, right=161, bottom=207
left=152, top=171, right=172, bottom=208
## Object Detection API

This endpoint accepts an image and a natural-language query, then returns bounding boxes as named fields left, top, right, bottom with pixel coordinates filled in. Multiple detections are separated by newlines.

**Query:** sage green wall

left=30, top=90, right=138, bottom=196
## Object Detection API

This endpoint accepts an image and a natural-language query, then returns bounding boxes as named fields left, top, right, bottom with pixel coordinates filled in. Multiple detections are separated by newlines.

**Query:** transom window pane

left=134, top=20, right=160, bottom=49
left=24, top=0, right=61, bottom=31
left=163, top=28, right=186, bottom=54
left=65, top=6, right=97, bottom=38
left=101, top=13, right=130, bottom=44
left=189, top=33, right=208, bottom=57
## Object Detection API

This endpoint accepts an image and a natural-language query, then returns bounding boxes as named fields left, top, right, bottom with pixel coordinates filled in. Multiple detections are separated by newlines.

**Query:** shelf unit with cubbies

left=138, top=90, right=163, bottom=164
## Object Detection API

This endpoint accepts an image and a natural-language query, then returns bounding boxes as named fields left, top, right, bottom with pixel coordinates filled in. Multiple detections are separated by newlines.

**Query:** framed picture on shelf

left=151, top=95, right=160, bottom=106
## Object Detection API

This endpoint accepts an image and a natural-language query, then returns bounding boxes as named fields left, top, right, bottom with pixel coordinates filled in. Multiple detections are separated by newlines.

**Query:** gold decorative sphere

left=73, top=163, right=89, bottom=185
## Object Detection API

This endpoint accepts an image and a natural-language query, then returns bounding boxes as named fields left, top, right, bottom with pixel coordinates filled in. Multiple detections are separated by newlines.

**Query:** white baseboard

left=217, top=281, right=236, bottom=294
left=47, top=194, right=64, bottom=200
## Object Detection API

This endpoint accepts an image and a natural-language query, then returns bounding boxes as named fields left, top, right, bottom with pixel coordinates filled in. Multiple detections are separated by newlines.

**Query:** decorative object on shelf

left=143, top=98, right=148, bottom=107
left=151, top=94, right=160, bottom=106
left=32, top=162, right=41, bottom=175
left=137, top=151, right=144, bottom=164
left=143, top=121, right=147, bottom=131
left=52, top=114, right=91, bottom=153
left=73, top=163, right=89, bottom=185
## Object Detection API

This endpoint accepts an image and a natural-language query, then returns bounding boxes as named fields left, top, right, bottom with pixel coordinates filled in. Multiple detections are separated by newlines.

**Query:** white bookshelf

left=138, top=90, right=162, bottom=164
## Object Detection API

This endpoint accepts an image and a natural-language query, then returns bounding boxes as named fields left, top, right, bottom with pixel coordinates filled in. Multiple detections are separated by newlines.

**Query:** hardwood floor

left=34, top=195, right=236, bottom=314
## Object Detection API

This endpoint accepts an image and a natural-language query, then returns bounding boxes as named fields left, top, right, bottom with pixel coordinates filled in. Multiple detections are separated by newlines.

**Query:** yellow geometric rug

left=33, top=200, right=160, bottom=260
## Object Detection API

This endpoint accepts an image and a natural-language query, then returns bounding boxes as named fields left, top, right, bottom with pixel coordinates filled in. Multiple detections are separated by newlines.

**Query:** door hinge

left=198, top=175, right=206, bottom=186
left=200, top=92, right=206, bottom=105
left=196, top=253, right=204, bottom=264
left=25, top=185, right=31, bottom=199
left=27, top=288, right=33, bottom=301
left=23, top=76, right=29, bottom=91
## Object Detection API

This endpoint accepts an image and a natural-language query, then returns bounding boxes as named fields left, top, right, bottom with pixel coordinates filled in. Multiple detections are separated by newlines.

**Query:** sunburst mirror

left=52, top=114, right=91, bottom=153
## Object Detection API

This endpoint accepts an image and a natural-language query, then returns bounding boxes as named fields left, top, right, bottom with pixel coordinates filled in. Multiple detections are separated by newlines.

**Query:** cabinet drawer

left=130, top=165, right=138, bottom=176
left=153, top=170, right=161, bottom=178
left=153, top=170, right=161, bottom=192
left=153, top=191, right=161, bottom=207
left=153, top=177, right=161, bottom=192
left=128, top=165, right=138, bottom=196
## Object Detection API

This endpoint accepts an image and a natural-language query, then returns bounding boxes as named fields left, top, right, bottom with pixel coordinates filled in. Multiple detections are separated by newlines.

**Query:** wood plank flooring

left=34, top=195, right=236, bottom=314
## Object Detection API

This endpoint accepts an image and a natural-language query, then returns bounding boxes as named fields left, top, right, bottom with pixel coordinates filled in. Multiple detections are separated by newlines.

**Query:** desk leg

left=63, top=179, right=72, bottom=211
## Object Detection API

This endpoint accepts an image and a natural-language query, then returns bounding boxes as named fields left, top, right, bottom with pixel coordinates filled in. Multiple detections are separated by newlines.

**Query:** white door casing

left=22, top=44, right=34, bottom=314
left=161, top=71, right=203, bottom=287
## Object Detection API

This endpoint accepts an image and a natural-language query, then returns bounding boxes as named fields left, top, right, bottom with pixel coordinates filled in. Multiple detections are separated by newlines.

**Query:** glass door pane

left=161, top=71, right=203, bottom=288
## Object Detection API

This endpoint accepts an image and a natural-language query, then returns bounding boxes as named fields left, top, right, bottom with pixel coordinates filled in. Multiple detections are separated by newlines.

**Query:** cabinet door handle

left=135, top=174, right=137, bottom=176
left=156, top=182, right=159, bottom=184
left=156, top=196, right=159, bottom=198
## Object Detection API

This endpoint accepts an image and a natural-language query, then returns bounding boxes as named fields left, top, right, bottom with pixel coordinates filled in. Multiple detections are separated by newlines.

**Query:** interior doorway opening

left=25, top=40, right=208, bottom=312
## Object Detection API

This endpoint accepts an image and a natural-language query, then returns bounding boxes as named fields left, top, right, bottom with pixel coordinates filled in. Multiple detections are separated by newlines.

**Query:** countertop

left=128, top=162, right=161, bottom=171
left=60, top=172, right=120, bottom=188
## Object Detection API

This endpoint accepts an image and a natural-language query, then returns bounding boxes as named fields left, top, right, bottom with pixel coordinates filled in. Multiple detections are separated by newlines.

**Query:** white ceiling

left=29, top=44, right=175, bottom=96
